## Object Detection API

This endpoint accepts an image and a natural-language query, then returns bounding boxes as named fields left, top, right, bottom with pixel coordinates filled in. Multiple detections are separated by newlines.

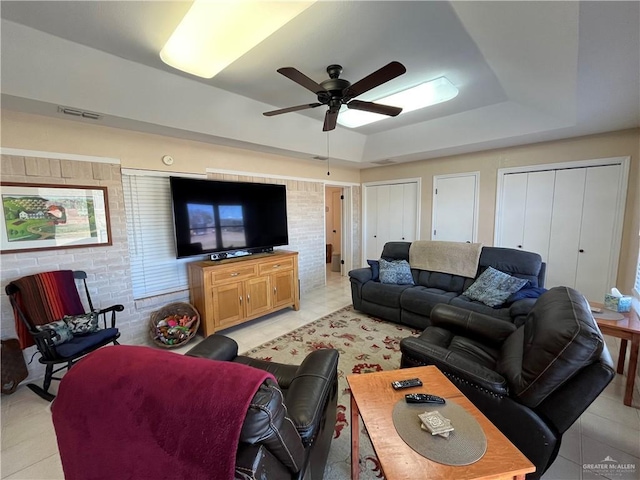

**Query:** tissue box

left=604, top=294, right=632, bottom=313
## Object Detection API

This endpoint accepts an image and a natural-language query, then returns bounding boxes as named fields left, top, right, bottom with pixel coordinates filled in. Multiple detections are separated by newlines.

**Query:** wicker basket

left=149, top=302, right=200, bottom=349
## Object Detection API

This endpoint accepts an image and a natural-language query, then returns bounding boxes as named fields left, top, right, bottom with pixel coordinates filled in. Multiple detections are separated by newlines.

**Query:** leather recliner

left=399, top=286, right=615, bottom=479
left=186, top=334, right=339, bottom=480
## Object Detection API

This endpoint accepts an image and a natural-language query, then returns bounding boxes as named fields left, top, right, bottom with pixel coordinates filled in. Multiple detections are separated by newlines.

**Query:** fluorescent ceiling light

left=160, top=1, right=315, bottom=79
left=338, top=76, right=459, bottom=128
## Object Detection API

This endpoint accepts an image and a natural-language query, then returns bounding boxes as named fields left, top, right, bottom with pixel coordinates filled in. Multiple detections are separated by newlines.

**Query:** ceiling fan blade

left=347, top=100, right=402, bottom=117
left=323, top=110, right=338, bottom=131
left=345, top=61, right=407, bottom=99
left=277, top=67, right=326, bottom=94
left=263, top=103, right=322, bottom=117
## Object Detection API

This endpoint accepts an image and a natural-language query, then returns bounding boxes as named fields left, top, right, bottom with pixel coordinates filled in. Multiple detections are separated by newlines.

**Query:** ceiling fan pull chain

left=326, top=132, right=331, bottom=176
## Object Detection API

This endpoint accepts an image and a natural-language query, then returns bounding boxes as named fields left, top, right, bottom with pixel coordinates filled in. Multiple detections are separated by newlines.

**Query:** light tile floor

left=1, top=269, right=639, bottom=479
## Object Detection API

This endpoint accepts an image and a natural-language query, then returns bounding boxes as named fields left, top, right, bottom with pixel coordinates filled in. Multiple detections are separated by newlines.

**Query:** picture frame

left=0, top=182, right=112, bottom=254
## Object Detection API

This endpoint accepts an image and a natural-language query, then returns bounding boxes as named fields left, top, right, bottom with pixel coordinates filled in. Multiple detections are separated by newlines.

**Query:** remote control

left=391, top=378, right=423, bottom=390
left=405, top=393, right=446, bottom=404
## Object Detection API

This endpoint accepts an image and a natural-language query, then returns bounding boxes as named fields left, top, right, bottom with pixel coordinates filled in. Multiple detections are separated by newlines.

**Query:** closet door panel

left=546, top=169, right=586, bottom=289
left=388, top=184, right=405, bottom=241
left=402, top=183, right=418, bottom=242
left=375, top=185, right=391, bottom=256
left=522, top=170, right=555, bottom=261
left=498, top=173, right=527, bottom=249
left=364, top=186, right=380, bottom=260
left=575, top=165, right=621, bottom=301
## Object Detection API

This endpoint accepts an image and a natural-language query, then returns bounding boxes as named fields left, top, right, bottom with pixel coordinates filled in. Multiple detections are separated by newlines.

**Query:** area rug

left=242, top=305, right=421, bottom=479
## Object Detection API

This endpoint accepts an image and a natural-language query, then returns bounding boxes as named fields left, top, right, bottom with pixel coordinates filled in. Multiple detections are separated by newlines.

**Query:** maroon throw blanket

left=11, top=270, right=85, bottom=349
left=51, top=345, right=275, bottom=480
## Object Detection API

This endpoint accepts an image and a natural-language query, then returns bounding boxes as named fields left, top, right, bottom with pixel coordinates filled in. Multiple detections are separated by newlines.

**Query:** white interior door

left=497, top=158, right=628, bottom=300
left=432, top=174, right=478, bottom=242
left=375, top=185, right=391, bottom=254
left=388, top=184, right=405, bottom=241
left=364, top=180, right=420, bottom=262
left=498, top=173, right=527, bottom=249
left=522, top=170, right=555, bottom=261
left=402, top=182, right=418, bottom=241
left=364, top=185, right=378, bottom=260
left=331, top=189, right=342, bottom=255
left=575, top=165, right=621, bottom=301
left=546, top=168, right=586, bottom=289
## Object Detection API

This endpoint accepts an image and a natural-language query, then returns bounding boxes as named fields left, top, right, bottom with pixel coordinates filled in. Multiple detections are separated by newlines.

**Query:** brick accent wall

left=1, top=155, right=355, bottom=382
left=0, top=154, right=147, bottom=381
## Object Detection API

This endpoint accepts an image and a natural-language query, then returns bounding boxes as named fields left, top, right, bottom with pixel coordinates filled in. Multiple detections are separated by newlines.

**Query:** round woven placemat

left=392, top=400, right=487, bottom=466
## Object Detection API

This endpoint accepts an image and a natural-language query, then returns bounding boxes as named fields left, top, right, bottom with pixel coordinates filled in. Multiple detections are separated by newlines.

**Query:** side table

left=591, top=303, right=639, bottom=407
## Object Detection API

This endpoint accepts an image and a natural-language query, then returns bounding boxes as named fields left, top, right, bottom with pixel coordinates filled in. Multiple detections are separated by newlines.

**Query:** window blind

left=122, top=174, right=190, bottom=299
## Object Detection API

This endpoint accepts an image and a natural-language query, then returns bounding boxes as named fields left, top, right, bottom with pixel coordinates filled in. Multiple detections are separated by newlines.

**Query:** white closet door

left=364, top=186, right=379, bottom=260
left=402, top=182, right=418, bottom=241
left=546, top=168, right=586, bottom=289
left=498, top=173, right=527, bottom=249
left=575, top=165, right=621, bottom=301
left=364, top=182, right=419, bottom=262
left=432, top=174, right=477, bottom=242
left=375, top=185, right=391, bottom=255
left=522, top=170, right=555, bottom=261
left=388, top=184, right=405, bottom=241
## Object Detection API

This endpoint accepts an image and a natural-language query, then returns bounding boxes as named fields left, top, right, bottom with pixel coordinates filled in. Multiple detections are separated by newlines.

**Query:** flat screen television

left=169, top=177, right=289, bottom=259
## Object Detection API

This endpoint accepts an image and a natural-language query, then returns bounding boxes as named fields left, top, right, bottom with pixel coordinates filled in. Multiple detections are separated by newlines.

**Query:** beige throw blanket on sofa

left=409, top=241, right=483, bottom=278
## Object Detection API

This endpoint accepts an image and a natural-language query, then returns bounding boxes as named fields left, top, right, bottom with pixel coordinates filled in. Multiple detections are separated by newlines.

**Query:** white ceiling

left=1, top=1, right=638, bottom=168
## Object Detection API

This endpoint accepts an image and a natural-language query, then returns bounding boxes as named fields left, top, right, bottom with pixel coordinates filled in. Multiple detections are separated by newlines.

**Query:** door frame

left=362, top=178, right=422, bottom=265
left=431, top=172, right=479, bottom=242
left=324, top=183, right=355, bottom=277
left=495, top=156, right=630, bottom=293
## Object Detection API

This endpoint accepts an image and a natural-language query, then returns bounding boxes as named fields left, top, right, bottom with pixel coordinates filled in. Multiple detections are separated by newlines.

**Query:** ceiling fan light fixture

left=338, top=76, right=459, bottom=128
left=160, top=0, right=315, bottom=79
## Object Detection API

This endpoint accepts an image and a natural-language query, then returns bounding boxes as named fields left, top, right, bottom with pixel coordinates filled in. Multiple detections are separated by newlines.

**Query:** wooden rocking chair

left=5, top=270, right=123, bottom=401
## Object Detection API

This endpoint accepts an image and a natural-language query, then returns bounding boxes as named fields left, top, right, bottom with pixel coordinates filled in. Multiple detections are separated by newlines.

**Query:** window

left=122, top=173, right=193, bottom=299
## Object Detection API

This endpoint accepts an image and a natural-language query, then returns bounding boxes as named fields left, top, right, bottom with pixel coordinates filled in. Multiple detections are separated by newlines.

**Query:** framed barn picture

left=0, top=183, right=111, bottom=254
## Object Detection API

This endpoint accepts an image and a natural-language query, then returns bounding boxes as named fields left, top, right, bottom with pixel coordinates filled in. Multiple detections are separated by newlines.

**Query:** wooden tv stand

left=188, top=250, right=299, bottom=336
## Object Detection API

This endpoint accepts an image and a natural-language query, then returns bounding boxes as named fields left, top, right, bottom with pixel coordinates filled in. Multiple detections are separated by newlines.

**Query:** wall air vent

left=57, top=106, right=102, bottom=120
left=371, top=159, right=396, bottom=165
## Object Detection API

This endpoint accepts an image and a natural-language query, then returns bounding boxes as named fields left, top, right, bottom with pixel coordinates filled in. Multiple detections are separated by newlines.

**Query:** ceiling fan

left=263, top=62, right=407, bottom=131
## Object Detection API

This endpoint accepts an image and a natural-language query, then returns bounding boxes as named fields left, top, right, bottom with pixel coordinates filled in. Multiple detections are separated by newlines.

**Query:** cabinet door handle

left=272, top=264, right=280, bottom=268
left=239, top=296, right=242, bottom=305
left=579, top=249, right=584, bottom=253
left=247, top=294, right=250, bottom=303
left=518, top=245, right=522, bottom=248
left=274, top=287, right=277, bottom=295
left=230, top=272, right=239, bottom=277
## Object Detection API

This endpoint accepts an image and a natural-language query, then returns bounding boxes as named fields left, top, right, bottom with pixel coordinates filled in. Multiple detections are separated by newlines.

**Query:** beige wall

left=1, top=109, right=637, bottom=292
left=361, top=128, right=640, bottom=294
left=0, top=110, right=360, bottom=183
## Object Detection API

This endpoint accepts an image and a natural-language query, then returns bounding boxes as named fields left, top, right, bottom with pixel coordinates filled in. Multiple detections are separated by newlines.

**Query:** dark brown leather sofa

left=399, top=286, right=615, bottom=479
left=186, top=334, right=339, bottom=480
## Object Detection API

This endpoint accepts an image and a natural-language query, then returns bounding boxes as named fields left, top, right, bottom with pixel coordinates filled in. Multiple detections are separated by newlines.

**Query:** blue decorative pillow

left=36, top=320, right=74, bottom=345
left=64, top=312, right=99, bottom=335
left=378, top=259, right=414, bottom=285
left=367, top=259, right=380, bottom=281
left=463, top=267, right=528, bottom=307
left=504, top=287, right=548, bottom=305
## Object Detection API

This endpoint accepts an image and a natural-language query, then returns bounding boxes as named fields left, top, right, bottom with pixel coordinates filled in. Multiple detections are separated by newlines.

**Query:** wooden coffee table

left=591, top=303, right=640, bottom=407
left=347, top=366, right=535, bottom=480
